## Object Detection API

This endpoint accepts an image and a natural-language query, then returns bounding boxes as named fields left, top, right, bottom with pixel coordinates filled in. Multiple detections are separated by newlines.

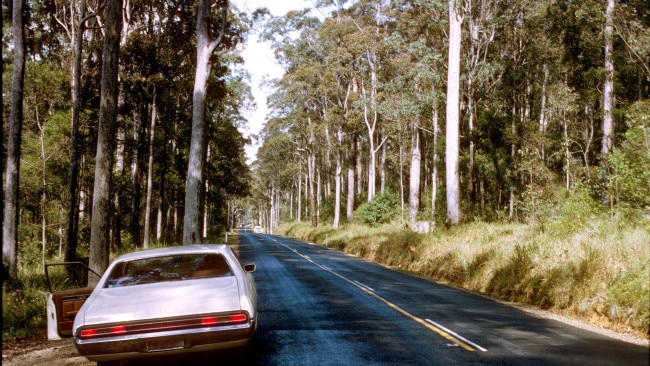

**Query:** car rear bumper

left=74, top=320, right=255, bottom=362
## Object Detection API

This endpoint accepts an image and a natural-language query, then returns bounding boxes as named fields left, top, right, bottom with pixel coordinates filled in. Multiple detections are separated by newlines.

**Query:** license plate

left=146, top=338, right=184, bottom=352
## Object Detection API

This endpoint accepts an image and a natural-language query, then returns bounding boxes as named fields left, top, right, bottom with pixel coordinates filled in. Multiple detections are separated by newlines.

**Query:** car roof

left=113, top=244, right=231, bottom=263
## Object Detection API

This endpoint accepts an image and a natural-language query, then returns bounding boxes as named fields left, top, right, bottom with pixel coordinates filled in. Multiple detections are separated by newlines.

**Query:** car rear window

left=104, top=253, right=232, bottom=288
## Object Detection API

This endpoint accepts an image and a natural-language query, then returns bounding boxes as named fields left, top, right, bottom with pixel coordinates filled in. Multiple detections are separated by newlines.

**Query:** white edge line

left=425, top=319, right=488, bottom=352
left=353, top=280, right=374, bottom=292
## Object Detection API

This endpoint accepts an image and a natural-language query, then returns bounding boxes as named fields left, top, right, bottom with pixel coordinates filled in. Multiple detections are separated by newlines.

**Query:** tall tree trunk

left=333, top=128, right=343, bottom=228
left=297, top=167, right=302, bottom=222
left=431, top=98, right=440, bottom=225
left=3, top=0, right=26, bottom=280
left=347, top=137, right=355, bottom=221
left=445, top=0, right=463, bottom=227
left=356, top=136, right=363, bottom=195
left=602, top=0, right=615, bottom=203
left=563, top=112, right=571, bottom=190
left=269, top=186, right=275, bottom=232
left=508, top=103, right=514, bottom=219
left=37, top=111, right=48, bottom=269
left=290, top=180, right=294, bottom=220
left=143, top=88, right=157, bottom=249
left=0, top=2, right=4, bottom=285
left=65, top=0, right=88, bottom=265
left=380, top=134, right=387, bottom=194
left=409, top=119, right=421, bottom=226
left=183, top=0, right=227, bottom=245
left=602, top=0, right=615, bottom=157
left=399, top=145, right=405, bottom=220
left=89, top=0, right=122, bottom=286
left=307, top=117, right=318, bottom=228
left=129, top=110, right=143, bottom=248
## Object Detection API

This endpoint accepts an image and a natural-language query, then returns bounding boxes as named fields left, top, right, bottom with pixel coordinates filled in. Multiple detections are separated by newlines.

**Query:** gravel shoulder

left=2, top=337, right=93, bottom=366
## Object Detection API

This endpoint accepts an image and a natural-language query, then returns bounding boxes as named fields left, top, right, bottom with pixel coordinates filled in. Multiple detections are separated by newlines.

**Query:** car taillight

left=201, top=317, right=218, bottom=326
left=229, top=314, right=247, bottom=323
left=110, top=325, right=126, bottom=334
left=80, top=329, right=98, bottom=338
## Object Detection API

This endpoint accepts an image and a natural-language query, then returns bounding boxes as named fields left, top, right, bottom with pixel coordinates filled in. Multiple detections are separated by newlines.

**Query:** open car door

left=45, top=262, right=101, bottom=340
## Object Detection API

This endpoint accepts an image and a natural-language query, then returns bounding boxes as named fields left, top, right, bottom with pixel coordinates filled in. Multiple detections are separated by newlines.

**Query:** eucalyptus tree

left=89, top=0, right=122, bottom=284
left=3, top=0, right=26, bottom=280
left=64, top=0, right=89, bottom=264
left=602, top=0, right=615, bottom=159
left=183, top=0, right=230, bottom=245
left=445, top=0, right=463, bottom=226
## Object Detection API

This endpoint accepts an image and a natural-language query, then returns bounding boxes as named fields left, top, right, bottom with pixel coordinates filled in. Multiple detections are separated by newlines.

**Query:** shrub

left=358, top=191, right=399, bottom=226
left=3, top=273, right=48, bottom=339
left=608, top=100, right=650, bottom=210
left=547, top=185, right=599, bottom=236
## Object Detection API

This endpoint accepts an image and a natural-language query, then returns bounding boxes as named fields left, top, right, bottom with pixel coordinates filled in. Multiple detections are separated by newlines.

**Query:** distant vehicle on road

left=46, top=244, right=257, bottom=364
left=253, top=226, right=263, bottom=233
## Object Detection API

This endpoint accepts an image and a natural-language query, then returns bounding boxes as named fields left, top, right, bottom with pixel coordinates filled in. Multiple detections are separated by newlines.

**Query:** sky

left=232, top=0, right=318, bottom=163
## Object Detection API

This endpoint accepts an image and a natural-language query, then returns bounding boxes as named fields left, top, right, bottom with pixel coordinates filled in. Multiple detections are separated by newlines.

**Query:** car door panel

left=45, top=262, right=100, bottom=340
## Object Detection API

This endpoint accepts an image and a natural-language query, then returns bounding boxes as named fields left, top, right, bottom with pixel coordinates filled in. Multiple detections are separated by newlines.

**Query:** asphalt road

left=227, top=230, right=648, bottom=366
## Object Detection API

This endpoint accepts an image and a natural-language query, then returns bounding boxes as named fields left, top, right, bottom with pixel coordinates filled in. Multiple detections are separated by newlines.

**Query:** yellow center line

left=271, top=238, right=476, bottom=352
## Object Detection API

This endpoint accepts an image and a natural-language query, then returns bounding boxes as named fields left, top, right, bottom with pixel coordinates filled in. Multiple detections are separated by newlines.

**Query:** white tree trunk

left=298, top=168, right=302, bottom=222
left=380, top=137, right=387, bottom=194
left=409, top=121, right=421, bottom=225
left=431, top=95, right=439, bottom=224
left=307, top=117, right=318, bottom=227
left=183, top=0, right=227, bottom=244
left=334, top=129, right=343, bottom=228
left=602, top=0, right=615, bottom=156
left=347, top=139, right=355, bottom=221
left=445, top=0, right=463, bottom=226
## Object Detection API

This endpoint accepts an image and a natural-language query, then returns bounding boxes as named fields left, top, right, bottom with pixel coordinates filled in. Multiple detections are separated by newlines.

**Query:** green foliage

left=2, top=270, right=49, bottom=339
left=357, top=191, right=399, bottom=226
left=547, top=185, right=600, bottom=236
left=319, top=195, right=336, bottom=222
left=608, top=100, right=650, bottom=210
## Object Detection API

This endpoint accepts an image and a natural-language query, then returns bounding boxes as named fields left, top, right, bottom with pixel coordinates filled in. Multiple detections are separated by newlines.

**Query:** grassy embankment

left=275, top=217, right=649, bottom=340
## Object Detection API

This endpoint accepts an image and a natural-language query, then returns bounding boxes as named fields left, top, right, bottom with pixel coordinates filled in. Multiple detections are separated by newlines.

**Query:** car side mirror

left=243, top=264, right=256, bottom=272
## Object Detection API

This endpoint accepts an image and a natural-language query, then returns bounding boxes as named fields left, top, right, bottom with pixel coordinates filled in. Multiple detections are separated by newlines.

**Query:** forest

left=3, top=0, right=254, bottom=281
left=2, top=0, right=649, bottom=339
left=253, top=0, right=649, bottom=232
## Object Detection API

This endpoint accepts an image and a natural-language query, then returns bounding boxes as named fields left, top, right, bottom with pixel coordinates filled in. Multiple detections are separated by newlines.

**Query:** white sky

left=232, top=0, right=318, bottom=163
